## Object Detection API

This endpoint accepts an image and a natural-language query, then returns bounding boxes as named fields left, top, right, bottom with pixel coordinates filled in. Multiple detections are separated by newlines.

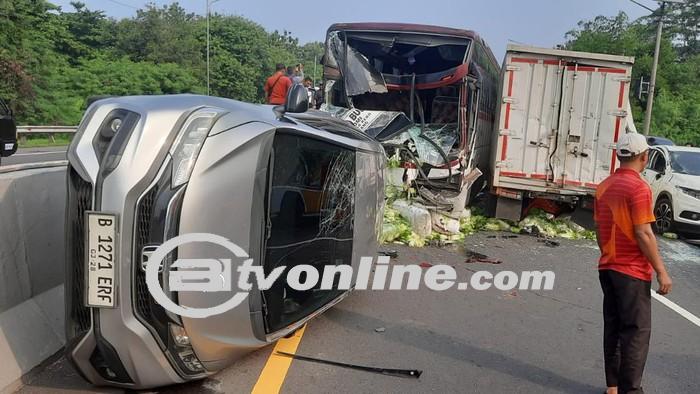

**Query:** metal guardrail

left=0, top=160, right=68, bottom=174
left=17, top=126, right=78, bottom=135
left=16, top=126, right=78, bottom=143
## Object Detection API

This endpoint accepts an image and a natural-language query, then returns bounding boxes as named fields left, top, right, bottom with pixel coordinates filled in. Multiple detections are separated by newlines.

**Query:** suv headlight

left=170, top=108, right=226, bottom=187
left=678, top=186, right=700, bottom=200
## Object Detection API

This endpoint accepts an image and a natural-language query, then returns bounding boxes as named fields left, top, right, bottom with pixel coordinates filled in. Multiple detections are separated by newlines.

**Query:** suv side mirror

left=285, top=84, right=309, bottom=114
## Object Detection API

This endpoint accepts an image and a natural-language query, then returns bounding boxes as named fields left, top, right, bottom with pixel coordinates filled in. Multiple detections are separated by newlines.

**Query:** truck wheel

left=654, top=197, right=674, bottom=234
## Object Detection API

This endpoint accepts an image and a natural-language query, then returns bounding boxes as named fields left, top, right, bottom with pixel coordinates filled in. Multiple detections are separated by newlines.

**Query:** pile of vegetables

left=380, top=207, right=427, bottom=247
left=380, top=191, right=597, bottom=247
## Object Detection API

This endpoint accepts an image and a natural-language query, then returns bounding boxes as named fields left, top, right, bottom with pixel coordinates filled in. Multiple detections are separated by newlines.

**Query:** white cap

left=616, top=133, right=650, bottom=157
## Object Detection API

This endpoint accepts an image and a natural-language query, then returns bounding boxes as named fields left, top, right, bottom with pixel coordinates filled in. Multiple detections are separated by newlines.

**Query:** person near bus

left=264, top=63, right=292, bottom=105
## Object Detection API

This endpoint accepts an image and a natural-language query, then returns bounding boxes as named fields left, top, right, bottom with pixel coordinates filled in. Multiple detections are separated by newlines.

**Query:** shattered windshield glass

left=263, top=133, right=356, bottom=332
left=328, top=31, right=388, bottom=96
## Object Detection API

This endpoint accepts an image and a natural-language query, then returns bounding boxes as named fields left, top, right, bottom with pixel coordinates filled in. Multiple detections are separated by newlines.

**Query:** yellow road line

left=251, top=325, right=307, bottom=394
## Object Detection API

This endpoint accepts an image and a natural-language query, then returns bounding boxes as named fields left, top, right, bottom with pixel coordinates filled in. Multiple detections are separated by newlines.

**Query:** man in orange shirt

left=594, top=133, right=672, bottom=394
left=264, top=63, right=292, bottom=105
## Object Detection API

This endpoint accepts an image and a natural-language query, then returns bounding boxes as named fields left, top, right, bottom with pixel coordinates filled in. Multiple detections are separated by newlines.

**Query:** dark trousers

left=599, top=270, right=652, bottom=394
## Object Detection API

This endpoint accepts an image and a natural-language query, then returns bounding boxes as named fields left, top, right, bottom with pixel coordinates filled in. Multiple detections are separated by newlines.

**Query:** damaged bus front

left=320, top=23, right=500, bottom=225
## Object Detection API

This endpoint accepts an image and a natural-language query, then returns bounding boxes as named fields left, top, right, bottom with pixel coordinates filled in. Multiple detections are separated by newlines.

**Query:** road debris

left=465, top=249, right=502, bottom=265
left=538, top=239, right=561, bottom=248
left=276, top=351, right=422, bottom=379
left=379, top=250, right=399, bottom=258
left=419, top=262, right=433, bottom=268
left=374, top=327, right=386, bottom=333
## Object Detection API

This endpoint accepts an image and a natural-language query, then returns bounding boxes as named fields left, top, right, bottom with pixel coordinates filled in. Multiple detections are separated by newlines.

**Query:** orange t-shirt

left=594, top=168, right=656, bottom=281
left=265, top=72, right=292, bottom=105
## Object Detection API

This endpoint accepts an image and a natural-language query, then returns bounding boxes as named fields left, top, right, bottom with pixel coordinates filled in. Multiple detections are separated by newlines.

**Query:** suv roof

left=655, top=145, right=700, bottom=153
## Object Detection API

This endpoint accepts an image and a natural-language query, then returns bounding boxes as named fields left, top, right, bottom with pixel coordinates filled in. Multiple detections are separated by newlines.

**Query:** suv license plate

left=86, top=212, right=118, bottom=308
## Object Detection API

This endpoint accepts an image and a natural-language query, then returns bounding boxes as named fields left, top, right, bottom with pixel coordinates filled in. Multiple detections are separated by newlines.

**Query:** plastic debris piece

left=276, top=351, right=422, bottom=379
left=419, top=262, right=433, bottom=268
left=375, top=327, right=386, bottom=333
left=392, top=200, right=433, bottom=237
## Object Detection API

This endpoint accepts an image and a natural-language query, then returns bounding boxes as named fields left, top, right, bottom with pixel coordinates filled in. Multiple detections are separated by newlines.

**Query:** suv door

left=642, top=148, right=670, bottom=201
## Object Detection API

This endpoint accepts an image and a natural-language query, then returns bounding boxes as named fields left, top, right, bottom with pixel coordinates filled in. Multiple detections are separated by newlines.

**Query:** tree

left=565, top=11, right=700, bottom=146
left=1, top=0, right=324, bottom=124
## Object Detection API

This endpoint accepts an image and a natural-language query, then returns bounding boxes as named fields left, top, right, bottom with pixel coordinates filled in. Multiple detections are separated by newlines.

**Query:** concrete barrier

left=0, top=166, right=67, bottom=392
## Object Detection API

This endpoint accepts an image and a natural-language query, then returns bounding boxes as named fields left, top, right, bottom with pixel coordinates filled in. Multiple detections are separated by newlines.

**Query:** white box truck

left=491, top=44, right=636, bottom=220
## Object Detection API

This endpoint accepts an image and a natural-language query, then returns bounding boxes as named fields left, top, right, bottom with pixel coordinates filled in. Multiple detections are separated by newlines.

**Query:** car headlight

left=170, top=108, right=226, bottom=187
left=678, top=186, right=700, bottom=200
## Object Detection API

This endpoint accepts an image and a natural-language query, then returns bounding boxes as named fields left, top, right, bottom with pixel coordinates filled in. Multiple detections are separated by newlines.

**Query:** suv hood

left=671, top=173, right=700, bottom=190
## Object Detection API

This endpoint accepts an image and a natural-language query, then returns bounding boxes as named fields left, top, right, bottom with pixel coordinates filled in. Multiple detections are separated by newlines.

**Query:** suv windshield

left=670, top=151, right=700, bottom=176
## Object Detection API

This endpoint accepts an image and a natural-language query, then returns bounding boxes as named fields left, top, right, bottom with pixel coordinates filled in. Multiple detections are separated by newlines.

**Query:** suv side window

left=646, top=150, right=657, bottom=170
left=653, top=151, right=667, bottom=173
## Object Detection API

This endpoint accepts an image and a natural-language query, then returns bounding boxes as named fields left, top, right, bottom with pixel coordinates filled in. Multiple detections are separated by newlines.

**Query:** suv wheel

left=654, top=196, right=674, bottom=234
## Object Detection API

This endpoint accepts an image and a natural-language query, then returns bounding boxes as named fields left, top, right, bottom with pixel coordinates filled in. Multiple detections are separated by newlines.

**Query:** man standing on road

left=594, top=133, right=673, bottom=394
left=264, top=63, right=292, bottom=105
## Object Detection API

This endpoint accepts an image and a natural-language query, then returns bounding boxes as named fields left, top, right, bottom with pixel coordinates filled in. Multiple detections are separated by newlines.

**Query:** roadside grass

left=19, top=134, right=72, bottom=148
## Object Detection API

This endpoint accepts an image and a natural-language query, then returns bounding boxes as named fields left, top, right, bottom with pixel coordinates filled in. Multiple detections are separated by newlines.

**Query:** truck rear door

left=554, top=63, right=631, bottom=189
left=495, top=48, right=632, bottom=194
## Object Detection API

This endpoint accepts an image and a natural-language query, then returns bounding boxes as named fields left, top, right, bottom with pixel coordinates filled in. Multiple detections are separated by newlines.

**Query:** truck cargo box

left=491, top=45, right=635, bottom=218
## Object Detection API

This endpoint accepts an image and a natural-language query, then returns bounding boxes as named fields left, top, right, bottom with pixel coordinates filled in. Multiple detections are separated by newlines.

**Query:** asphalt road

left=15, top=233, right=700, bottom=394
left=0, top=146, right=68, bottom=167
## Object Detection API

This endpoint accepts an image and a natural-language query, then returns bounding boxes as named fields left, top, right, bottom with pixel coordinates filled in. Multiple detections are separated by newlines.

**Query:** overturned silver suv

left=64, top=88, right=384, bottom=388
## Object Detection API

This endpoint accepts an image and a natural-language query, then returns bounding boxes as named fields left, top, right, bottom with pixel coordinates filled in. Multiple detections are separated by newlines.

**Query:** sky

left=50, top=0, right=652, bottom=59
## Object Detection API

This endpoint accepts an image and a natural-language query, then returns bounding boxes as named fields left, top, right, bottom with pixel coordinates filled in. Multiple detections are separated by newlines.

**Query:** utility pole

left=207, top=0, right=210, bottom=95
left=206, top=0, right=220, bottom=96
left=629, top=0, right=684, bottom=135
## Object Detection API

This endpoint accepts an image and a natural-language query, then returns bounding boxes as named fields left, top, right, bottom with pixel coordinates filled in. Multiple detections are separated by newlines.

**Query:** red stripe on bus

left=565, top=180, right=582, bottom=186
left=531, top=174, right=548, bottom=179
left=543, top=60, right=560, bottom=66
left=385, top=64, right=469, bottom=91
left=585, top=183, right=599, bottom=188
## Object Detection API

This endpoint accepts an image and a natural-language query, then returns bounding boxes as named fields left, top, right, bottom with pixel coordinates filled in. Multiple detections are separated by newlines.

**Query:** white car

left=642, top=145, right=700, bottom=236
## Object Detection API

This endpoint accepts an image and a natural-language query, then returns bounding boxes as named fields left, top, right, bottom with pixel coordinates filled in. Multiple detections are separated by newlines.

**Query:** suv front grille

left=66, top=167, right=92, bottom=338
left=135, top=187, right=157, bottom=320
